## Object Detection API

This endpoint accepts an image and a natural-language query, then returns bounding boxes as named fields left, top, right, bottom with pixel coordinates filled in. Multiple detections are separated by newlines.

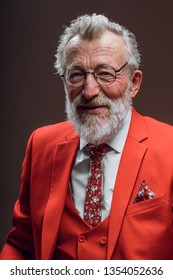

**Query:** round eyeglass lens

left=95, top=65, right=116, bottom=85
left=65, top=67, right=85, bottom=86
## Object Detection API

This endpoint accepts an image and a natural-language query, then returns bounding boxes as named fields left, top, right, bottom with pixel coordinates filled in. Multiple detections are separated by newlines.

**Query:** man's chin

left=73, top=118, right=116, bottom=145
left=77, top=112, right=109, bottom=127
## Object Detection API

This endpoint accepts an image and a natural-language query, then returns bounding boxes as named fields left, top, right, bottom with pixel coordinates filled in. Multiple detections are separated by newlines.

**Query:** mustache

left=74, top=95, right=111, bottom=108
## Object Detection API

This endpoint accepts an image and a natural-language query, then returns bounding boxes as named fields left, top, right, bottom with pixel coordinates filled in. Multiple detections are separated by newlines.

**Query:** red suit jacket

left=1, top=109, right=173, bottom=259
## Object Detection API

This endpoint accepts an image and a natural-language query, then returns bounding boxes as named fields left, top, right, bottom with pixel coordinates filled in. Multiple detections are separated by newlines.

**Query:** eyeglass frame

left=61, top=62, right=129, bottom=87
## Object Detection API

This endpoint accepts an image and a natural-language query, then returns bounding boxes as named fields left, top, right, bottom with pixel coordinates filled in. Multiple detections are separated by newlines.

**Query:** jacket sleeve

left=1, top=132, right=36, bottom=260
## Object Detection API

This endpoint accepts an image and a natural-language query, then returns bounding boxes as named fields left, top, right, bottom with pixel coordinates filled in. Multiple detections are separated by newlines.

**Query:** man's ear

left=129, top=70, right=143, bottom=99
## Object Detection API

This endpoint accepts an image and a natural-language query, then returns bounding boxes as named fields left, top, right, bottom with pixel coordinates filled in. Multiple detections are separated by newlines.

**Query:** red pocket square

left=133, top=180, right=156, bottom=204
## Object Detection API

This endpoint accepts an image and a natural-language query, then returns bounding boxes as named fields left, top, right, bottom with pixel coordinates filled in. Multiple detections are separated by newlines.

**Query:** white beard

left=65, top=86, right=132, bottom=146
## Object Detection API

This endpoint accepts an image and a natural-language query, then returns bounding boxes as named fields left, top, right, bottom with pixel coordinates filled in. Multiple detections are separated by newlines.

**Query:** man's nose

left=82, top=73, right=100, bottom=99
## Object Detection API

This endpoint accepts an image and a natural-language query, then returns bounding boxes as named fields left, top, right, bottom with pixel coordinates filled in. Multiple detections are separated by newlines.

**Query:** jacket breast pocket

left=126, top=193, right=167, bottom=215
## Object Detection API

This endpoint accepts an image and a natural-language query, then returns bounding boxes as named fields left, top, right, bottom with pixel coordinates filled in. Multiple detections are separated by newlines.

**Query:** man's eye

left=69, top=72, right=84, bottom=81
left=97, top=70, right=115, bottom=82
left=97, top=70, right=114, bottom=76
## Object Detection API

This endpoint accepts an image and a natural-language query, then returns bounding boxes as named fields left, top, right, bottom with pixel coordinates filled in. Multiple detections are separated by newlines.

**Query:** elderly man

left=1, top=13, right=173, bottom=260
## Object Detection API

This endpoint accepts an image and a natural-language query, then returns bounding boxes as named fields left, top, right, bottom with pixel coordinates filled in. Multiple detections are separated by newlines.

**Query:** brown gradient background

left=0, top=0, right=173, bottom=250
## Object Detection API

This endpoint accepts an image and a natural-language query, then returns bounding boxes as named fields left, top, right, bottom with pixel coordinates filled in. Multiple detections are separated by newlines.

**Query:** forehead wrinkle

left=64, top=32, right=127, bottom=68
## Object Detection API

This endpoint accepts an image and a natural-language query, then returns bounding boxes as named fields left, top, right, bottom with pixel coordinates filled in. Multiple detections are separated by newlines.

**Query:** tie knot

left=86, top=143, right=110, bottom=162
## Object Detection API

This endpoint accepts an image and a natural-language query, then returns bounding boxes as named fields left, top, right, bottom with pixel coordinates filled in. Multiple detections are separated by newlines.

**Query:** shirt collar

left=79, top=108, right=132, bottom=153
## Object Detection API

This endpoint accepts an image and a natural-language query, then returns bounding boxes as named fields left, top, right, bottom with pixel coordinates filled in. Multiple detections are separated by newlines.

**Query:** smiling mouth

left=78, top=105, right=109, bottom=115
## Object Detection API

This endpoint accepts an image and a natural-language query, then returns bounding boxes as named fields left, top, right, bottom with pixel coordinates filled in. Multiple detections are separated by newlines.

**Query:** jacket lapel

left=41, top=131, right=79, bottom=259
left=107, top=109, right=148, bottom=259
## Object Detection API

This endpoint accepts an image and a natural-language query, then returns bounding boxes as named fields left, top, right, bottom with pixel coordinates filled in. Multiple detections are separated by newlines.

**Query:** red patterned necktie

left=84, top=143, right=110, bottom=227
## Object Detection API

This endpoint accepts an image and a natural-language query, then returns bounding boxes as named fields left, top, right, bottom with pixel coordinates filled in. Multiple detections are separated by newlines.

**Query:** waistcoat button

left=100, top=237, right=107, bottom=245
left=79, top=235, right=86, bottom=243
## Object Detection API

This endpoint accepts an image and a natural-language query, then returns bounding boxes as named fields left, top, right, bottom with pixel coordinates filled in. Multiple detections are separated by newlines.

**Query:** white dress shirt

left=70, top=108, right=132, bottom=221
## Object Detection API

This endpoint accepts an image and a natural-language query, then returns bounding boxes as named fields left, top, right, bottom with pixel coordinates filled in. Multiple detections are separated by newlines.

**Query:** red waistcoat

left=53, top=188, right=109, bottom=260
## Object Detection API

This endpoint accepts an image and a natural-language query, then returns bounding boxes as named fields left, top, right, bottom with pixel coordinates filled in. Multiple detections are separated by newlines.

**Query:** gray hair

left=55, top=13, right=141, bottom=75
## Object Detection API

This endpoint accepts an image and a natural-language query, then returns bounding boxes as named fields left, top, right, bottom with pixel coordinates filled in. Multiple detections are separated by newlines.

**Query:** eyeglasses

left=61, top=62, right=128, bottom=87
